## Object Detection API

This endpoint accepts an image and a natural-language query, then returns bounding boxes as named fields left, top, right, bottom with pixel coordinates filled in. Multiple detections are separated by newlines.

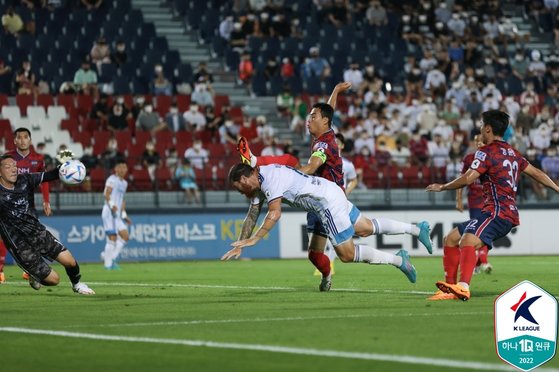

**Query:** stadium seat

left=0, top=119, right=11, bottom=133
left=16, top=94, right=34, bottom=117
left=76, top=95, right=94, bottom=118
left=155, top=95, right=173, bottom=117
left=175, top=131, right=193, bottom=148
left=47, top=106, right=67, bottom=123
left=56, top=95, right=77, bottom=117
left=36, top=94, right=54, bottom=110
left=27, top=106, right=47, bottom=124
left=176, top=95, right=191, bottom=112
left=130, top=168, right=153, bottom=191
left=0, top=94, right=8, bottom=110
left=155, top=167, right=175, bottom=190
left=1, top=105, right=21, bottom=123
left=114, top=131, right=132, bottom=152
left=89, top=167, right=108, bottom=191
left=134, top=130, right=152, bottom=147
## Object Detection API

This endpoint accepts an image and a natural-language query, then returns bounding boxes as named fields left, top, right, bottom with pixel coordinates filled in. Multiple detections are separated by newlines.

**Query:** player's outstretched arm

left=426, top=169, right=481, bottom=192
left=523, top=164, right=559, bottom=193
left=298, top=152, right=325, bottom=175
left=456, top=188, right=464, bottom=212
left=327, top=81, right=352, bottom=110
left=221, top=200, right=264, bottom=260
left=228, top=199, right=281, bottom=251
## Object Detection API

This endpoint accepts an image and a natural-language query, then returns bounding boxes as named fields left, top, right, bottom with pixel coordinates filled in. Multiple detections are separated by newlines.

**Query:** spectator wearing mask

left=136, top=104, right=167, bottom=133
left=218, top=119, right=240, bottom=145
left=184, top=139, right=209, bottom=170
left=101, top=138, right=125, bottom=170
left=90, top=36, right=111, bottom=73
left=73, top=60, right=98, bottom=95
left=165, top=103, right=187, bottom=132
left=175, top=158, right=201, bottom=204
left=183, top=104, right=207, bottom=131
left=191, top=82, right=214, bottom=107
left=108, top=96, right=131, bottom=132
left=112, top=40, right=128, bottom=66
left=141, top=141, right=162, bottom=182
left=152, top=64, right=173, bottom=96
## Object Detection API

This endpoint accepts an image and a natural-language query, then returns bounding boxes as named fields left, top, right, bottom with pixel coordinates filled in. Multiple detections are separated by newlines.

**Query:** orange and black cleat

left=436, top=281, right=471, bottom=301
left=237, top=136, right=253, bottom=166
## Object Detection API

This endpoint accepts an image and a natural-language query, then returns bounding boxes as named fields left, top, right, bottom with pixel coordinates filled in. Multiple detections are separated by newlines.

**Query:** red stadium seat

left=71, top=130, right=92, bottom=147
left=134, top=130, right=152, bottom=147
left=57, top=95, right=77, bottom=118
left=0, top=119, right=12, bottom=133
left=88, top=167, right=108, bottom=191
left=155, top=95, right=173, bottom=116
left=175, top=130, right=193, bottom=148
left=0, top=94, right=8, bottom=110
left=77, top=95, right=94, bottom=118
left=155, top=167, right=175, bottom=190
left=16, top=94, right=34, bottom=116
left=60, top=118, right=79, bottom=132
left=114, top=131, right=133, bottom=152
left=176, top=94, right=191, bottom=112
left=155, top=130, right=174, bottom=146
left=130, top=168, right=153, bottom=191
left=37, top=94, right=54, bottom=109
left=229, top=106, right=243, bottom=125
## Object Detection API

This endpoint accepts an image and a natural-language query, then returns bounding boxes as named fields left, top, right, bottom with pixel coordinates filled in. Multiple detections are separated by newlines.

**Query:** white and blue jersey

left=102, top=175, right=128, bottom=235
left=251, top=165, right=361, bottom=245
left=342, top=156, right=357, bottom=189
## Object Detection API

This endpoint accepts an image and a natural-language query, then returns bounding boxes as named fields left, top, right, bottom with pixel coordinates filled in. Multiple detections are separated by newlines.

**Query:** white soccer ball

left=59, top=160, right=86, bottom=185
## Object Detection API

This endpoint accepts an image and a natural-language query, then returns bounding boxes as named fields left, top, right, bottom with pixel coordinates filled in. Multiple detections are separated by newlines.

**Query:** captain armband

left=311, top=150, right=327, bottom=163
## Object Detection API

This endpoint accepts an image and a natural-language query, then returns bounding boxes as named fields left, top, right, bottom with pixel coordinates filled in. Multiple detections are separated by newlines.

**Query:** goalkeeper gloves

left=56, top=149, right=75, bottom=164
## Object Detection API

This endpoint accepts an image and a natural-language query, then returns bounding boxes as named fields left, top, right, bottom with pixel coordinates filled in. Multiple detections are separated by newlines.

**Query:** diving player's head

left=307, top=103, right=334, bottom=136
left=0, top=154, right=17, bottom=185
left=229, top=163, right=259, bottom=198
left=480, top=110, right=510, bottom=144
left=13, top=127, right=32, bottom=153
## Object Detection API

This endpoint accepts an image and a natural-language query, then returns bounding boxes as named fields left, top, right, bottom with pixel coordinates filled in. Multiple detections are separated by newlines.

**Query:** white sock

left=114, top=238, right=126, bottom=261
left=372, top=218, right=419, bottom=236
left=353, top=244, right=402, bottom=267
left=104, top=240, right=115, bottom=268
left=326, top=242, right=337, bottom=262
left=458, top=282, right=470, bottom=290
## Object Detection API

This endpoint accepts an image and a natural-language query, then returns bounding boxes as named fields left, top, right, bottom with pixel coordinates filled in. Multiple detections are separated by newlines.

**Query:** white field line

left=1, top=327, right=554, bottom=371
left=68, top=312, right=491, bottom=328
left=2, top=280, right=434, bottom=294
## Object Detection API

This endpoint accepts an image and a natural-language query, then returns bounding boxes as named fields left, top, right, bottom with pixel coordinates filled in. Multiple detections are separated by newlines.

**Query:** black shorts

left=3, top=228, right=67, bottom=281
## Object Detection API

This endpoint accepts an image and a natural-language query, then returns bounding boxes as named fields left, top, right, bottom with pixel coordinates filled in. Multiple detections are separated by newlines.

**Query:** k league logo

left=495, top=281, right=558, bottom=371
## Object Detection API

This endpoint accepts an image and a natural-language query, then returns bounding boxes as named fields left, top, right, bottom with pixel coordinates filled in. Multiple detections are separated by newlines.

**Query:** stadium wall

left=6, top=209, right=556, bottom=265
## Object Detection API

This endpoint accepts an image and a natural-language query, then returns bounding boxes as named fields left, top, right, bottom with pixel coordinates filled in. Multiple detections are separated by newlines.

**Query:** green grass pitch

left=1, top=256, right=558, bottom=372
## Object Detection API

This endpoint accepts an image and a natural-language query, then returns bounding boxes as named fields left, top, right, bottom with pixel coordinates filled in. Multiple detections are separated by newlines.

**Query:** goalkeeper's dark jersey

left=0, top=171, right=55, bottom=243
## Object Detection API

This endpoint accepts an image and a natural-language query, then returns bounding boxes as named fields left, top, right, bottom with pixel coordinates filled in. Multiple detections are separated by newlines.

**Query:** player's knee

left=42, top=271, right=60, bottom=286
left=336, top=249, right=354, bottom=263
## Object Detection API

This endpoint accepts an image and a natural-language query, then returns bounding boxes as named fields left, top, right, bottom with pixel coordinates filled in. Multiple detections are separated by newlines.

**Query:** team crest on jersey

left=474, top=150, right=487, bottom=161
left=314, top=142, right=328, bottom=152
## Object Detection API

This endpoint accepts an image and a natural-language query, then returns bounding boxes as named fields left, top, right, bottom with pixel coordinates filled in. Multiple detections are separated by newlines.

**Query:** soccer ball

left=59, top=160, right=86, bottom=185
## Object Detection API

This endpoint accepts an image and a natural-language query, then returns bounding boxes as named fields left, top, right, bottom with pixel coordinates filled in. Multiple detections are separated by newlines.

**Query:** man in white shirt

left=183, top=104, right=207, bottom=131
left=184, top=139, right=209, bottom=170
left=222, top=163, right=435, bottom=290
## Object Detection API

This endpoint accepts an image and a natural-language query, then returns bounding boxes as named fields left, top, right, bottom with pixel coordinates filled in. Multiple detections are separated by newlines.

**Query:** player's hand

left=426, top=183, right=444, bottom=192
left=334, top=82, right=352, bottom=92
left=221, top=247, right=243, bottom=261
left=56, top=149, right=75, bottom=164
left=230, top=237, right=260, bottom=250
left=43, top=202, right=52, bottom=216
left=124, top=217, right=132, bottom=225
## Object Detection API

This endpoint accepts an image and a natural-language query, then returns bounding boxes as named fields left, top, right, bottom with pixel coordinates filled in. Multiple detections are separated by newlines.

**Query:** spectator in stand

left=151, top=64, right=173, bottom=96
left=219, top=119, right=240, bottom=145
left=101, top=138, right=125, bottom=170
left=353, top=130, right=375, bottom=155
left=302, top=47, right=331, bottom=81
left=193, top=62, right=214, bottom=87
left=445, top=81, right=468, bottom=110
left=165, top=147, right=179, bottom=176
left=261, top=138, right=284, bottom=156
left=520, top=81, right=540, bottom=109
left=255, top=115, right=274, bottom=145
left=130, top=95, right=145, bottom=120
left=516, top=104, right=536, bottom=135
left=353, top=146, right=374, bottom=189
left=276, top=85, right=294, bottom=117
left=523, top=147, right=549, bottom=200
left=343, top=61, right=363, bottom=92
left=464, top=91, right=483, bottom=121
left=432, top=119, right=454, bottom=144
left=419, top=49, right=438, bottom=74
left=510, top=49, right=529, bottom=80
left=107, top=96, right=131, bottom=132
left=175, top=158, right=201, bottom=204
left=2, top=6, right=23, bottom=37
left=90, top=36, right=111, bottom=73
left=73, top=60, right=98, bottom=95
left=289, top=96, right=308, bottom=137
left=184, top=139, right=208, bottom=170
left=112, top=40, right=128, bottom=66
left=271, top=13, right=290, bottom=38
left=90, top=94, right=109, bottom=124
left=531, top=123, right=552, bottom=152
left=35, top=142, right=55, bottom=170
left=183, top=104, right=206, bottom=131
left=327, top=0, right=350, bottom=28
left=542, top=147, right=559, bottom=186
left=204, top=106, right=223, bottom=140
left=409, top=131, right=430, bottom=166
left=404, top=60, right=424, bottom=101
left=80, top=145, right=99, bottom=170
left=238, top=51, right=254, bottom=95
left=219, top=15, right=234, bottom=41
left=136, top=103, right=167, bottom=134
left=191, top=81, right=214, bottom=107
left=424, top=64, right=447, bottom=99
left=239, top=118, right=258, bottom=143
left=366, top=0, right=387, bottom=26
left=447, top=13, right=467, bottom=39
left=389, top=139, right=411, bottom=167
left=528, top=50, right=547, bottom=92
left=264, top=57, right=278, bottom=80
left=0, top=58, right=12, bottom=93
left=141, top=141, right=162, bottom=182
left=165, top=103, right=187, bottom=132
left=15, top=60, right=38, bottom=96
left=435, top=1, right=451, bottom=23
left=229, top=22, right=247, bottom=52
left=428, top=133, right=450, bottom=168
left=280, top=57, right=295, bottom=79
